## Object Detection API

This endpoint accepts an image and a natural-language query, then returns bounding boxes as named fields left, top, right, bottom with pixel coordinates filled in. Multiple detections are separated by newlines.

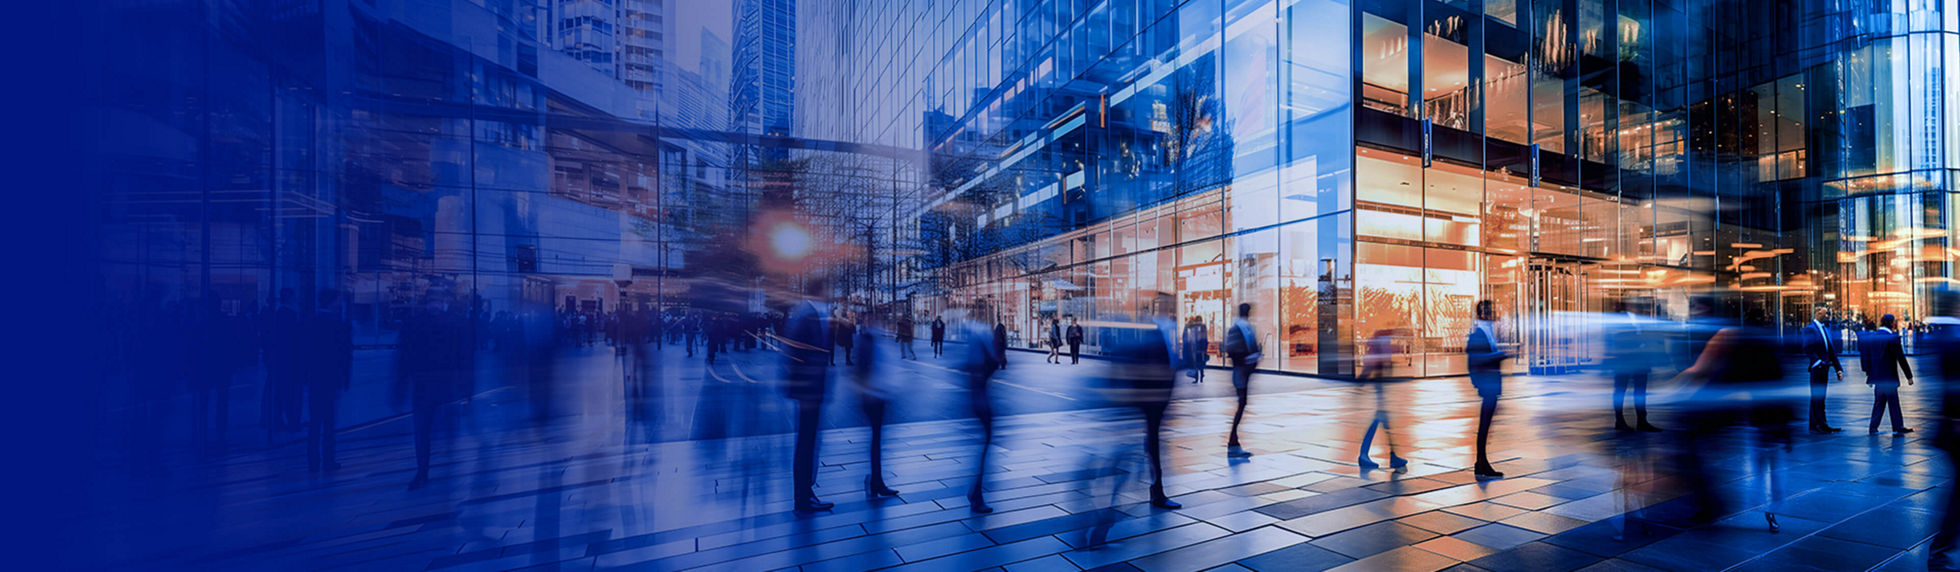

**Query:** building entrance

left=1520, top=258, right=1611, bottom=375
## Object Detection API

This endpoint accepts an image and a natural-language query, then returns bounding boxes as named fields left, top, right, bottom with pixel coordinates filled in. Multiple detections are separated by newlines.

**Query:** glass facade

left=902, top=0, right=1960, bottom=378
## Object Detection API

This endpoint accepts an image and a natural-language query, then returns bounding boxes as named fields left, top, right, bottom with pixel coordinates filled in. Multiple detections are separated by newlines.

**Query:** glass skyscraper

left=838, top=0, right=1960, bottom=378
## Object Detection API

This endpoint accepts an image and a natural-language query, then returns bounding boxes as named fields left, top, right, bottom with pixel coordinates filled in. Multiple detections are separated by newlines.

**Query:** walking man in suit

left=782, top=277, right=836, bottom=513
left=1862, top=313, right=1915, bottom=435
left=1802, top=308, right=1845, bottom=433
left=930, top=316, right=947, bottom=357
left=1607, top=297, right=1662, bottom=432
left=1922, top=292, right=1960, bottom=570
left=1066, top=315, right=1084, bottom=364
left=960, top=302, right=1004, bottom=513
left=1223, top=303, right=1261, bottom=459
left=993, top=321, right=1009, bottom=371
left=1466, top=300, right=1508, bottom=479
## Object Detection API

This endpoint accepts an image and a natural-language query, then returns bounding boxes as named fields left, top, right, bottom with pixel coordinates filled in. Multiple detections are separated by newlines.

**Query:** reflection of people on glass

left=1046, top=318, right=1063, bottom=363
left=1357, top=327, right=1407, bottom=472
left=1466, top=300, right=1507, bottom=479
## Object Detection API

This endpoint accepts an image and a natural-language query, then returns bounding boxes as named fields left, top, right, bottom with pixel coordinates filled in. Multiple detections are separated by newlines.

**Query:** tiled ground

left=79, top=344, right=1959, bottom=571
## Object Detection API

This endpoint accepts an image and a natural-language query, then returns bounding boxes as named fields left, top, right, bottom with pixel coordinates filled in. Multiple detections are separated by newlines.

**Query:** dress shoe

left=407, top=473, right=429, bottom=490
left=1474, top=466, right=1505, bottom=479
left=1896, top=428, right=1916, bottom=435
left=1357, top=456, right=1380, bottom=470
left=1226, top=445, right=1253, bottom=459
left=1766, top=512, right=1780, bottom=532
left=1825, top=426, right=1844, bottom=433
left=794, top=499, right=835, bottom=514
left=1637, top=423, right=1663, bottom=432
left=865, top=478, right=900, bottom=497
left=1388, top=455, right=1408, bottom=472
left=1151, top=497, right=1182, bottom=509
left=1616, top=422, right=1636, bottom=432
left=968, top=500, right=994, bottom=514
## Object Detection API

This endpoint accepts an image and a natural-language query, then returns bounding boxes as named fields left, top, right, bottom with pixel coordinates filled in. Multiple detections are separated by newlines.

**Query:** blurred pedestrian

left=1608, top=297, right=1663, bottom=432
left=1358, top=327, right=1407, bottom=471
left=930, top=315, right=946, bottom=357
left=1861, top=313, right=1915, bottom=435
left=303, top=289, right=353, bottom=472
left=781, top=278, right=835, bottom=514
left=1046, top=318, right=1063, bottom=364
left=852, top=318, right=899, bottom=498
left=1141, top=295, right=1184, bottom=508
left=1183, top=316, right=1209, bottom=383
left=263, top=288, right=303, bottom=435
left=1223, top=303, right=1261, bottom=459
left=1923, top=291, right=1960, bottom=570
left=960, top=302, right=1004, bottom=513
left=1466, top=300, right=1507, bottom=479
left=993, top=320, right=1009, bottom=371
left=896, top=314, right=917, bottom=359
left=1801, top=307, right=1846, bottom=433
left=1066, top=315, right=1084, bottom=364
left=1671, top=300, right=1792, bottom=528
left=395, top=289, right=471, bottom=489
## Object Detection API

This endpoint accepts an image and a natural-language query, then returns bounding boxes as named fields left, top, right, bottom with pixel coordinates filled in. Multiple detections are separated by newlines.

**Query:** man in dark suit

left=1138, top=295, right=1183, bottom=509
left=930, top=316, right=946, bottom=357
left=304, top=289, right=353, bottom=472
left=395, top=289, right=471, bottom=489
left=1802, top=307, right=1846, bottom=433
left=1065, top=315, right=1084, bottom=364
left=782, top=277, right=835, bottom=513
left=1222, top=303, right=1261, bottom=459
left=993, top=320, right=1009, bottom=371
left=1607, top=297, right=1662, bottom=432
left=1861, top=313, right=1915, bottom=435
left=1466, top=300, right=1508, bottom=479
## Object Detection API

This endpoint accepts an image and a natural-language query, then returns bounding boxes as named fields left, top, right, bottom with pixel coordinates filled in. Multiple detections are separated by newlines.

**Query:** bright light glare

left=770, top=223, right=814, bottom=260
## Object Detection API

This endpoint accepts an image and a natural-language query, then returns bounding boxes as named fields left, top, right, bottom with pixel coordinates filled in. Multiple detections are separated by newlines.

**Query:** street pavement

left=74, top=339, right=1959, bottom=571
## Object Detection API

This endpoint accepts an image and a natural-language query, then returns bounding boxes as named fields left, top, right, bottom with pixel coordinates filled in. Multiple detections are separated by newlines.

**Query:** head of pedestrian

left=1882, top=314, right=1897, bottom=330
left=1475, top=300, right=1496, bottom=322
left=1238, top=303, right=1251, bottom=318
left=1814, top=307, right=1830, bottom=322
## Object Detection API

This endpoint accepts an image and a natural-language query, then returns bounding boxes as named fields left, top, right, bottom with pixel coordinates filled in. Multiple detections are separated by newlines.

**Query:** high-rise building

left=806, top=0, right=1960, bottom=379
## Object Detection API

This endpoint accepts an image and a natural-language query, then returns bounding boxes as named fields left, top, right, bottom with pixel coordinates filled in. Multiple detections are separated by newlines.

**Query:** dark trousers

left=1933, top=441, right=1960, bottom=568
left=899, top=340, right=916, bottom=359
left=1613, top=371, right=1650, bottom=426
left=1229, top=365, right=1253, bottom=447
left=1475, top=396, right=1498, bottom=469
left=969, top=380, right=995, bottom=501
left=412, top=404, right=437, bottom=480
left=864, top=398, right=888, bottom=489
left=1872, top=384, right=1906, bottom=431
left=793, top=399, right=823, bottom=503
left=306, top=390, right=339, bottom=470
left=1069, top=341, right=1081, bottom=363
left=932, top=339, right=943, bottom=356
left=1809, top=367, right=1833, bottom=428
left=1142, top=402, right=1169, bottom=499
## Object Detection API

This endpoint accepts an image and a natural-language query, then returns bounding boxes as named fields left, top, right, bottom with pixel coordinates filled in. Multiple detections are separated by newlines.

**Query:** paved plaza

left=84, top=342, right=1957, bottom=571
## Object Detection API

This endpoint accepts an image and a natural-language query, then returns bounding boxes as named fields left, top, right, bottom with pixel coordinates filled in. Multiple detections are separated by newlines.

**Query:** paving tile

left=1235, top=543, right=1356, bottom=572
left=1465, top=541, right=1602, bottom=572
left=1442, top=502, right=1530, bottom=522
left=885, top=536, right=1073, bottom=572
left=1727, top=534, right=1901, bottom=572
left=1127, top=526, right=1309, bottom=572
left=1322, top=545, right=1458, bottom=572
left=1061, top=523, right=1232, bottom=570
left=1308, top=521, right=1439, bottom=559
left=1396, top=511, right=1487, bottom=535
left=1498, top=511, right=1591, bottom=535
left=1414, top=536, right=1500, bottom=562
left=1452, top=523, right=1547, bottom=551
left=1002, top=553, right=1082, bottom=572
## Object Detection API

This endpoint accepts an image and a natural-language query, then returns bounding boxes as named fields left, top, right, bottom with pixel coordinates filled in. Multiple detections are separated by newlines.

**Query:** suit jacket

left=993, top=324, right=1009, bottom=359
left=1065, top=324, right=1084, bottom=343
left=1223, top=319, right=1261, bottom=366
left=930, top=319, right=946, bottom=341
left=1466, top=322, right=1506, bottom=397
left=1801, top=322, right=1843, bottom=373
left=1860, top=328, right=1912, bottom=385
left=781, top=300, right=831, bottom=401
left=306, top=308, right=354, bottom=393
